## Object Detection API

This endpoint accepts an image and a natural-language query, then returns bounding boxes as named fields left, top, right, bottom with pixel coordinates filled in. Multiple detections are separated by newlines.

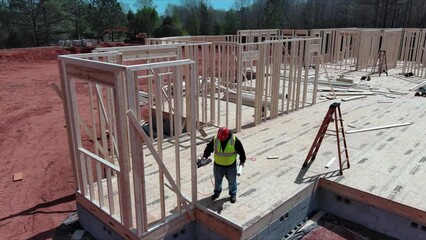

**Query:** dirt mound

left=0, top=42, right=138, bottom=64
left=0, top=47, right=72, bottom=64
left=98, top=41, right=135, bottom=48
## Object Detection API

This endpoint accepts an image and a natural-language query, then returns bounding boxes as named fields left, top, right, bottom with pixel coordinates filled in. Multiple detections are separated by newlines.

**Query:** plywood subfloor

left=90, top=65, right=426, bottom=232
left=191, top=66, right=426, bottom=227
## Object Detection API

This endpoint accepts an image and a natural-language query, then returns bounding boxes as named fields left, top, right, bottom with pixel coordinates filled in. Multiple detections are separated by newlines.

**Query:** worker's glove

left=196, top=157, right=205, bottom=168
left=197, top=157, right=211, bottom=168
left=239, top=162, right=245, bottom=167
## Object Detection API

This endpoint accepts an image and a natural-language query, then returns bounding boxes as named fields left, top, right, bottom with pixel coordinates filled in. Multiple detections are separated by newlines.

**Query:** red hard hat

left=217, top=127, right=229, bottom=141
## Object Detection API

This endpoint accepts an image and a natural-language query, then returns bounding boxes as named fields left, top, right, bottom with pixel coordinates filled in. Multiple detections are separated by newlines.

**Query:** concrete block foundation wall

left=164, top=222, right=196, bottom=240
left=164, top=222, right=226, bottom=240
left=77, top=196, right=318, bottom=240
left=77, top=204, right=124, bottom=240
left=250, top=194, right=318, bottom=240
left=318, top=189, right=426, bottom=239
left=78, top=202, right=230, bottom=240
left=77, top=180, right=426, bottom=239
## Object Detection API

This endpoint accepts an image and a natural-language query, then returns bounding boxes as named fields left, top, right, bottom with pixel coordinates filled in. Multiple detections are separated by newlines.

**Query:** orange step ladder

left=371, top=50, right=388, bottom=76
left=302, top=102, right=350, bottom=175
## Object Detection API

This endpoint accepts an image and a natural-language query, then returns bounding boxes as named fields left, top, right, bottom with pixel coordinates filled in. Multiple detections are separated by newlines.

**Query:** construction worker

left=202, top=127, right=246, bottom=203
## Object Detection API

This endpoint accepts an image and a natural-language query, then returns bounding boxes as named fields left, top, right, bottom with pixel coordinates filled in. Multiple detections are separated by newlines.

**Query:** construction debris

left=409, top=81, right=426, bottom=91
left=329, top=92, right=374, bottom=96
left=384, top=94, right=397, bottom=99
left=311, top=79, right=354, bottom=88
left=198, top=128, right=207, bottom=137
left=335, top=77, right=354, bottom=84
left=371, top=89, right=389, bottom=94
left=345, top=122, right=413, bottom=134
left=71, top=230, right=85, bottom=240
left=414, top=87, right=426, bottom=97
left=341, top=96, right=367, bottom=102
left=13, top=172, right=23, bottom=182
left=325, top=157, right=336, bottom=168
left=360, top=75, right=371, bottom=81
left=388, top=89, right=407, bottom=95
left=317, top=88, right=364, bottom=92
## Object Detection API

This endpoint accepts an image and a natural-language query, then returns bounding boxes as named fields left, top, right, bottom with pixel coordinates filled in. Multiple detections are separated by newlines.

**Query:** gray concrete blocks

left=316, top=188, right=426, bottom=240
left=193, top=221, right=226, bottom=240
left=77, top=183, right=426, bottom=240
left=248, top=195, right=315, bottom=240
left=165, top=222, right=195, bottom=240
left=76, top=204, right=122, bottom=240
left=250, top=226, right=268, bottom=240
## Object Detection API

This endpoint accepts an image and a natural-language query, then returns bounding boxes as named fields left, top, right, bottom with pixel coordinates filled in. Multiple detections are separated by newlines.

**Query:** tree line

left=1, top=0, right=425, bottom=49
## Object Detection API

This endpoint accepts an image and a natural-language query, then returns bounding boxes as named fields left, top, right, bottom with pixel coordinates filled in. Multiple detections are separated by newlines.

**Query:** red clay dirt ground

left=0, top=47, right=87, bottom=239
left=0, top=45, right=180, bottom=239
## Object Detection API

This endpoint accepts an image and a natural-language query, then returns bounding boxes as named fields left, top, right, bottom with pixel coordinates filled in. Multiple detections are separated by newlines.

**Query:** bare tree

left=199, top=0, right=212, bottom=35
left=180, top=0, right=200, bottom=34
left=245, top=0, right=265, bottom=29
left=234, top=0, right=251, bottom=29
left=135, top=0, right=153, bottom=9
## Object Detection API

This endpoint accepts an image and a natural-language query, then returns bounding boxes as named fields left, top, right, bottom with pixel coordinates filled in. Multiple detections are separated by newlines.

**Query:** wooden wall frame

left=401, top=29, right=426, bottom=78
left=59, top=49, right=198, bottom=238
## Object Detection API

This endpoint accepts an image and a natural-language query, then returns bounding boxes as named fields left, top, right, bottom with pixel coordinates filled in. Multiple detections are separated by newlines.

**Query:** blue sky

left=120, top=0, right=235, bottom=15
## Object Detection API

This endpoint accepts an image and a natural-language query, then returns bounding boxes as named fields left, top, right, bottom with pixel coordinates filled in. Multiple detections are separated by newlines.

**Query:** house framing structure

left=58, top=28, right=426, bottom=239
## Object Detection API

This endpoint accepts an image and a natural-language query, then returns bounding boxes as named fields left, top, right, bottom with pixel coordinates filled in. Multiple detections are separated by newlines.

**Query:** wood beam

left=126, top=110, right=195, bottom=221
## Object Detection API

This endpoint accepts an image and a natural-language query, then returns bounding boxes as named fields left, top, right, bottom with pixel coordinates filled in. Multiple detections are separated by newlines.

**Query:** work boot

left=230, top=195, right=237, bottom=203
left=211, top=193, right=220, bottom=200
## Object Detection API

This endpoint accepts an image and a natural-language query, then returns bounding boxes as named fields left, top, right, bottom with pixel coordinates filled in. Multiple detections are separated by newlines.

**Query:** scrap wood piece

left=50, top=83, right=63, bottom=100
left=388, top=89, right=407, bottom=95
left=345, top=122, right=412, bottom=134
left=317, top=88, right=364, bottom=92
left=325, top=157, right=336, bottom=168
left=384, top=94, right=397, bottom=99
left=319, top=56, right=337, bottom=99
left=198, top=127, right=207, bottom=137
left=13, top=172, right=23, bottom=182
left=336, top=77, right=354, bottom=84
left=342, top=95, right=367, bottom=102
left=409, top=81, right=426, bottom=91
left=329, top=92, right=374, bottom=96
left=371, top=90, right=389, bottom=94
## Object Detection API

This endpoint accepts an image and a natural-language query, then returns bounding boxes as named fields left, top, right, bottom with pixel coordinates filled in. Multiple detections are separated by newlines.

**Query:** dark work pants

left=213, top=163, right=237, bottom=197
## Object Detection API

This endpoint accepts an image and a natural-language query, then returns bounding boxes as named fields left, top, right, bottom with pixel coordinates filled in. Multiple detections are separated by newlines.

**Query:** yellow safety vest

left=214, top=136, right=237, bottom=166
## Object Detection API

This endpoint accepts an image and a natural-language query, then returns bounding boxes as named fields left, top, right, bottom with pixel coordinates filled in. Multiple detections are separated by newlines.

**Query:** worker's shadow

left=294, top=160, right=344, bottom=184
left=197, top=196, right=230, bottom=215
